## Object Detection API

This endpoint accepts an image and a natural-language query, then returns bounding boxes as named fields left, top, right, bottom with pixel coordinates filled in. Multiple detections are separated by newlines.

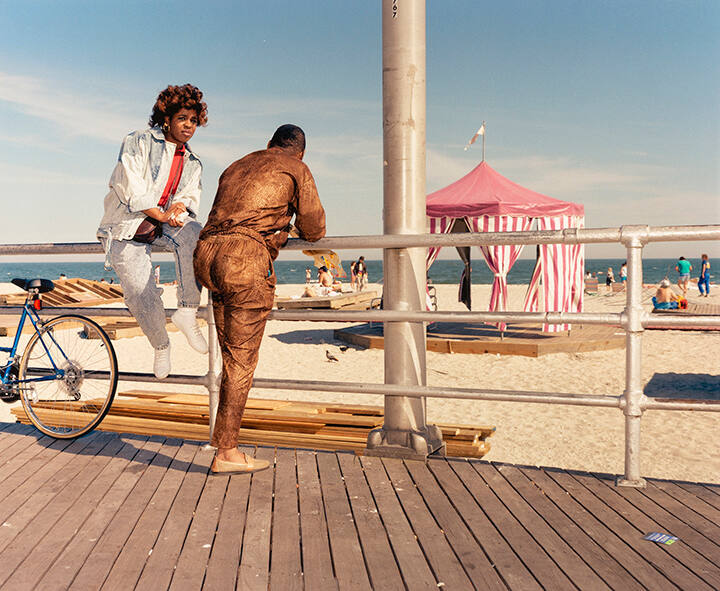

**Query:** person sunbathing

left=653, top=278, right=687, bottom=309
left=655, top=279, right=674, bottom=304
left=317, top=266, right=341, bottom=295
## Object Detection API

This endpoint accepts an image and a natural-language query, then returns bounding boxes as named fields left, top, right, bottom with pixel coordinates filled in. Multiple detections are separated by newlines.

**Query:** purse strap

left=157, top=145, right=186, bottom=209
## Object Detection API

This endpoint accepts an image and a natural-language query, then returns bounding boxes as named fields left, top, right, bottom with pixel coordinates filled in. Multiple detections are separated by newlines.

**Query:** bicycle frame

left=0, top=295, right=67, bottom=388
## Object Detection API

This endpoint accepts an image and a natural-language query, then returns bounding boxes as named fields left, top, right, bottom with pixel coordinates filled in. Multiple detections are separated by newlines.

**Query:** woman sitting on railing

left=97, top=84, right=209, bottom=378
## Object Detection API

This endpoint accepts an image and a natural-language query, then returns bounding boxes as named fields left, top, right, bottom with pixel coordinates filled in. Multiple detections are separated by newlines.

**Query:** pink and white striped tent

left=426, top=161, right=585, bottom=332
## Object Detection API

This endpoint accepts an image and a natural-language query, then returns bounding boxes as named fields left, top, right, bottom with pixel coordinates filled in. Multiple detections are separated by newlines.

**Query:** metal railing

left=1, top=222, right=719, bottom=486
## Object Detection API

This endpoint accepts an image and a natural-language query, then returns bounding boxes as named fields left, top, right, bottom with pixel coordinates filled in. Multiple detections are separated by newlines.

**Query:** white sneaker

left=154, top=344, right=171, bottom=379
left=172, top=308, right=208, bottom=354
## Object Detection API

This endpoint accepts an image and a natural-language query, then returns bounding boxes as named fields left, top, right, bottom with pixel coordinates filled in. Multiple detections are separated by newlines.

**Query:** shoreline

left=0, top=282, right=717, bottom=483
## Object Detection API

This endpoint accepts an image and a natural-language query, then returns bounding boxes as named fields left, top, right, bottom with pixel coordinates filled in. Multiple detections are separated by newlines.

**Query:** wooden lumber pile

left=275, top=290, right=379, bottom=310
left=0, top=277, right=204, bottom=339
left=0, top=278, right=124, bottom=307
left=11, top=389, right=495, bottom=458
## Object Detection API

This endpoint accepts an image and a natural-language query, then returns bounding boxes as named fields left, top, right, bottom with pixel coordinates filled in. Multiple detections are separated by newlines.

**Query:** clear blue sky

left=1, top=0, right=718, bottom=260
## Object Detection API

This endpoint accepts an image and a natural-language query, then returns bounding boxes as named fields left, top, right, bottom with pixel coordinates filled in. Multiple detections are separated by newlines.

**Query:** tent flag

left=302, top=249, right=347, bottom=278
left=464, top=123, right=486, bottom=151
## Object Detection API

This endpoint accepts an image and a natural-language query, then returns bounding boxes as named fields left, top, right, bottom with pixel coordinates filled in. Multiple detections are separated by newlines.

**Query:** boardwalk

left=0, top=422, right=718, bottom=590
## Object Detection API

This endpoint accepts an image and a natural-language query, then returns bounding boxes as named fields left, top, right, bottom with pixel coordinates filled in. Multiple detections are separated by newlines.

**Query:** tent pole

left=482, top=120, right=486, bottom=162
left=366, top=0, right=444, bottom=459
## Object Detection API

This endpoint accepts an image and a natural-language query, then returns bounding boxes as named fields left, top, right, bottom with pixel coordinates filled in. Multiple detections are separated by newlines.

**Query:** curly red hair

left=149, top=84, right=208, bottom=128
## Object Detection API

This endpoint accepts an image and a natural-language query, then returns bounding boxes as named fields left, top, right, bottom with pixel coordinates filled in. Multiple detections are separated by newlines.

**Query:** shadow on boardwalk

left=0, top=422, right=718, bottom=590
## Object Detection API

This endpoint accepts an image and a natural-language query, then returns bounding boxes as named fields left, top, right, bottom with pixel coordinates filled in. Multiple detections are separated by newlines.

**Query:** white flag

left=464, top=123, right=486, bottom=151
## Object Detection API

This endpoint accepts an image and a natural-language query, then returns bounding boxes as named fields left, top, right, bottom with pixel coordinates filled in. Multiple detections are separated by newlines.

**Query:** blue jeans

left=109, top=221, right=202, bottom=349
left=699, top=276, right=710, bottom=295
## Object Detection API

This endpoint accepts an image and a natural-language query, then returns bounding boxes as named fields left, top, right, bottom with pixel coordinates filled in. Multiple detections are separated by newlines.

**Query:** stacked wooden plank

left=0, top=277, right=201, bottom=339
left=0, top=278, right=126, bottom=337
left=0, top=277, right=123, bottom=307
left=11, top=389, right=495, bottom=458
left=275, top=290, right=379, bottom=310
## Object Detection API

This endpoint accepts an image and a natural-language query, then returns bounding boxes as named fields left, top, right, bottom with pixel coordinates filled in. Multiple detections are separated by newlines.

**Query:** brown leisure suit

left=194, top=146, right=326, bottom=448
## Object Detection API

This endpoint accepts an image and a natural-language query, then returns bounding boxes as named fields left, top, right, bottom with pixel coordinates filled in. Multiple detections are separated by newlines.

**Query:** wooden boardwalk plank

left=0, top=426, right=717, bottom=591
left=650, top=480, right=720, bottom=526
left=0, top=423, right=37, bottom=458
left=0, top=435, right=75, bottom=498
left=426, top=458, right=541, bottom=590
left=168, top=458, right=228, bottom=591
left=336, top=453, right=405, bottom=590
left=316, top=451, right=372, bottom=590
left=68, top=438, right=182, bottom=590
left=584, top=473, right=720, bottom=589
left=134, top=444, right=214, bottom=591
left=0, top=431, right=110, bottom=555
left=451, top=460, right=575, bottom=590
left=202, top=445, right=254, bottom=590
left=269, top=448, right=302, bottom=591
left=1, top=434, right=148, bottom=590
left=297, top=449, right=337, bottom=589
left=406, top=458, right=507, bottom=590
left=359, top=456, right=437, bottom=590
left=641, top=481, right=720, bottom=546
left=238, top=446, right=276, bottom=591
left=546, top=469, right=713, bottom=591
left=32, top=435, right=160, bottom=591
left=519, top=466, right=666, bottom=590
left=100, top=441, right=202, bottom=590
left=473, top=462, right=610, bottom=590
left=676, top=482, right=720, bottom=511
left=381, top=457, right=474, bottom=590
left=0, top=432, right=119, bottom=587
left=502, top=465, right=644, bottom=590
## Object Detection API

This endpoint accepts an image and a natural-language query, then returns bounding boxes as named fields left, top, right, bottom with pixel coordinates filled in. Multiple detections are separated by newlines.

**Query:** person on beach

left=351, top=256, right=368, bottom=291
left=194, top=124, right=326, bottom=474
left=97, top=84, right=209, bottom=379
left=653, top=278, right=687, bottom=309
left=655, top=279, right=674, bottom=304
left=675, top=256, right=692, bottom=297
left=318, top=265, right=341, bottom=295
left=698, top=254, right=710, bottom=297
left=605, top=267, right=614, bottom=288
left=620, top=261, right=627, bottom=283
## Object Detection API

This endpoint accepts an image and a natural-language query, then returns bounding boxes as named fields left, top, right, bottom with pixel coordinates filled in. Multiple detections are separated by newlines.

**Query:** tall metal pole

left=617, top=230, right=647, bottom=487
left=366, top=0, right=444, bottom=458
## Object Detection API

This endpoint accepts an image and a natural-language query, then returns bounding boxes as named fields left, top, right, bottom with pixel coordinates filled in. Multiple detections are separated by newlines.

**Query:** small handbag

left=132, top=216, right=163, bottom=244
left=132, top=144, right=186, bottom=244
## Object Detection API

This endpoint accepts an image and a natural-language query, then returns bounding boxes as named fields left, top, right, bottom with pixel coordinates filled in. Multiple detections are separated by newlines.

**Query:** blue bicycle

left=0, top=278, right=118, bottom=438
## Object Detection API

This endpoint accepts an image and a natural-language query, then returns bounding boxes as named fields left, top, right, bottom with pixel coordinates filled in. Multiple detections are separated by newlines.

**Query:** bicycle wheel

left=19, top=315, right=118, bottom=438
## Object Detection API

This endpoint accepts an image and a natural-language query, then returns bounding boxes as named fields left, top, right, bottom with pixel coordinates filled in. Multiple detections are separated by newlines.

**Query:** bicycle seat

left=11, top=278, right=55, bottom=293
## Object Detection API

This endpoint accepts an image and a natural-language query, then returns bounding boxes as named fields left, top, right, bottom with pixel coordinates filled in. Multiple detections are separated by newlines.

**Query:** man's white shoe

left=154, top=344, right=171, bottom=379
left=172, top=308, right=209, bottom=354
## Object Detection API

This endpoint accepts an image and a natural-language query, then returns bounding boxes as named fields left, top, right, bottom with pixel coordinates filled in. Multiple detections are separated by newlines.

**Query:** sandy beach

left=1, top=281, right=718, bottom=484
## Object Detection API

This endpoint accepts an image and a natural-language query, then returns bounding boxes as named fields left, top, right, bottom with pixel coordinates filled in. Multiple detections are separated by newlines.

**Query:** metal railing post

left=204, top=293, right=221, bottom=445
left=366, top=0, right=444, bottom=459
left=617, top=227, right=648, bottom=487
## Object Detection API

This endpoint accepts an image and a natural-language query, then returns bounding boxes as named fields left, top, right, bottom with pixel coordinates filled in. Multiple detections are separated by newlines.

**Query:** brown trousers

left=193, top=229, right=276, bottom=449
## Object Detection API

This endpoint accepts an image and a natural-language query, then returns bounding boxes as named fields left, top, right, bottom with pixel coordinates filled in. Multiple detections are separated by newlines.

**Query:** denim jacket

left=97, top=126, right=203, bottom=247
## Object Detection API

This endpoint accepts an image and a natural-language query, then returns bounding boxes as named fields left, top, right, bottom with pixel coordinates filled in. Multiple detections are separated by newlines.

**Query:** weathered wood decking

left=335, top=322, right=626, bottom=357
left=0, top=422, right=718, bottom=590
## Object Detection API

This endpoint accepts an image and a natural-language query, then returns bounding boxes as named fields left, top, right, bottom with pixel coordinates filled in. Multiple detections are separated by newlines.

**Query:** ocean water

left=0, top=258, right=710, bottom=286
